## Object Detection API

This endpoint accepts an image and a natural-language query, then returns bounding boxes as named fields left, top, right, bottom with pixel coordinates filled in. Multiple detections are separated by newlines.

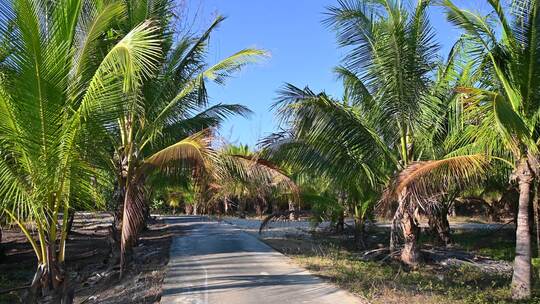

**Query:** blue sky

left=183, top=0, right=491, bottom=147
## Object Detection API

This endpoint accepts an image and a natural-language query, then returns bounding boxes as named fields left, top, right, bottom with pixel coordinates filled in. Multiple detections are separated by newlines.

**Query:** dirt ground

left=258, top=227, right=526, bottom=304
left=0, top=213, right=182, bottom=304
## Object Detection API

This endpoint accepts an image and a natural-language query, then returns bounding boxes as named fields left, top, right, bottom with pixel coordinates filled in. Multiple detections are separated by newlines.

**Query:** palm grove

left=1, top=0, right=540, bottom=302
left=265, top=0, right=540, bottom=301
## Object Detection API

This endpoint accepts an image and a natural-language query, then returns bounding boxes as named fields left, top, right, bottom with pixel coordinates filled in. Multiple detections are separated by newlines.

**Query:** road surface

left=160, top=216, right=363, bottom=304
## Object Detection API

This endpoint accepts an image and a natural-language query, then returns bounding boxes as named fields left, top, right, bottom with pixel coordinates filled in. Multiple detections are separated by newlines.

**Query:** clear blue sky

left=183, top=0, right=491, bottom=147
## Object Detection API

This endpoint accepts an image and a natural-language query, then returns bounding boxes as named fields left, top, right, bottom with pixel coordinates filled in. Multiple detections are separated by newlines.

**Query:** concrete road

left=160, top=216, right=363, bottom=304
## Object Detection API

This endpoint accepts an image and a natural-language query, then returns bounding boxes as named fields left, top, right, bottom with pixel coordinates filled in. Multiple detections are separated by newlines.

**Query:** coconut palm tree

left=442, top=0, right=540, bottom=299
left=266, top=0, right=441, bottom=260
left=204, top=144, right=299, bottom=217
left=324, top=0, right=444, bottom=261
left=0, top=0, right=161, bottom=301
left=103, top=7, right=266, bottom=272
left=264, top=85, right=392, bottom=247
left=267, top=0, right=495, bottom=264
left=404, top=38, right=488, bottom=246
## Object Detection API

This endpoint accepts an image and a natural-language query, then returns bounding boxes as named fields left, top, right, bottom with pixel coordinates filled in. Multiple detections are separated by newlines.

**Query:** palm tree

left=0, top=0, right=160, bottom=301
left=100, top=3, right=267, bottom=271
left=405, top=38, right=487, bottom=245
left=265, top=85, right=392, bottom=247
left=268, top=0, right=494, bottom=265
left=442, top=0, right=540, bottom=299
left=326, top=0, right=443, bottom=261
left=212, top=144, right=260, bottom=215
left=206, top=144, right=299, bottom=217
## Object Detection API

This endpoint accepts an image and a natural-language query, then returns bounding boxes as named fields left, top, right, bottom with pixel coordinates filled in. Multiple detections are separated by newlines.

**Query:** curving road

left=160, top=216, right=363, bottom=304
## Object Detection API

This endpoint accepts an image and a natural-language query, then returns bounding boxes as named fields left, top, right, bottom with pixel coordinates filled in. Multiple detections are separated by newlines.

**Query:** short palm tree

left=0, top=0, right=160, bottom=301
left=443, top=0, right=540, bottom=299
left=206, top=144, right=299, bottom=216
left=265, top=84, right=392, bottom=247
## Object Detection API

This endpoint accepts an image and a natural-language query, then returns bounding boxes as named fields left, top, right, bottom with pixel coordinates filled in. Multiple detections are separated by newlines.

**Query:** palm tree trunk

left=511, top=158, right=533, bottom=300
left=120, top=177, right=146, bottom=275
left=428, top=205, right=452, bottom=246
left=353, top=205, right=366, bottom=249
left=239, top=199, right=247, bottom=214
left=392, top=188, right=421, bottom=265
left=255, top=199, right=264, bottom=217
left=336, top=212, right=345, bottom=233
left=288, top=200, right=298, bottom=220
left=224, top=200, right=229, bottom=215
left=26, top=245, right=74, bottom=303
left=390, top=207, right=401, bottom=252
left=353, top=218, right=365, bottom=248
left=185, top=204, right=193, bottom=215
left=401, top=209, right=421, bottom=265
left=534, top=182, right=540, bottom=261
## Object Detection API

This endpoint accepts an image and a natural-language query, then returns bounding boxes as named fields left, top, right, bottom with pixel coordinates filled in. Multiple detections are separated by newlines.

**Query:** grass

left=296, top=252, right=512, bottom=303
left=451, top=229, right=517, bottom=261
left=263, top=227, right=540, bottom=304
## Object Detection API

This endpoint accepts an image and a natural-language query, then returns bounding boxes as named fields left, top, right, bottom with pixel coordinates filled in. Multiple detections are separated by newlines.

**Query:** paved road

left=160, top=216, right=363, bottom=304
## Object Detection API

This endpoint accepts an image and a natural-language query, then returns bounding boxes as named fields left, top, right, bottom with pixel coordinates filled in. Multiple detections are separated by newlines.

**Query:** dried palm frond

left=259, top=210, right=309, bottom=234
left=214, top=153, right=299, bottom=203
left=380, top=154, right=491, bottom=215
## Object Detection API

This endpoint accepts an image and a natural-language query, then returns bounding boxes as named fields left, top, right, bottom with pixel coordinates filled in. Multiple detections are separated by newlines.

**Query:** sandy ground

left=218, top=216, right=514, bottom=239
left=0, top=212, right=182, bottom=304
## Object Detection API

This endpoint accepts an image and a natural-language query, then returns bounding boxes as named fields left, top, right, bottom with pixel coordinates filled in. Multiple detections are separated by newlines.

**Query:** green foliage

left=0, top=0, right=160, bottom=268
left=149, top=197, right=166, bottom=213
left=100, top=5, right=267, bottom=266
left=450, top=230, right=517, bottom=262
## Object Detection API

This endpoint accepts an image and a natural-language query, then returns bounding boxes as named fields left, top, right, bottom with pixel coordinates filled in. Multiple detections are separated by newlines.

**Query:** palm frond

left=143, top=130, right=214, bottom=174
left=380, top=154, right=491, bottom=214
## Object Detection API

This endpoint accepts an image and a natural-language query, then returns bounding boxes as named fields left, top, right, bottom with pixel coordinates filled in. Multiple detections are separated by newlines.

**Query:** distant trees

left=202, top=144, right=298, bottom=217
left=147, top=142, right=299, bottom=218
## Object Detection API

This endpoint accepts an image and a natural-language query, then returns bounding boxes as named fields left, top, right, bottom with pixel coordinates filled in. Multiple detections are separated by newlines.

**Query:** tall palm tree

left=0, top=0, right=160, bottom=301
left=443, top=0, right=540, bottom=299
left=405, top=38, right=487, bottom=245
left=100, top=2, right=267, bottom=271
left=326, top=0, right=447, bottom=262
